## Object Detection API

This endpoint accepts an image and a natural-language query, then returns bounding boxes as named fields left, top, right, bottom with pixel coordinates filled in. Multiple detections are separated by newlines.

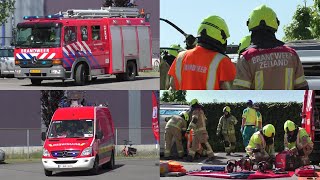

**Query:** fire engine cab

left=14, top=7, right=152, bottom=85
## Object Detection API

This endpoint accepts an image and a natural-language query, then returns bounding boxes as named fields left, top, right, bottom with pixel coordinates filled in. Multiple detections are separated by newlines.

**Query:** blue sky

left=160, top=0, right=313, bottom=47
left=160, top=91, right=305, bottom=103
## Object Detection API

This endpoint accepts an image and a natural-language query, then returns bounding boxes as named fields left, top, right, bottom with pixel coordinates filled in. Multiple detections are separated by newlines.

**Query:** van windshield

left=48, top=120, right=93, bottom=138
left=15, top=23, right=61, bottom=48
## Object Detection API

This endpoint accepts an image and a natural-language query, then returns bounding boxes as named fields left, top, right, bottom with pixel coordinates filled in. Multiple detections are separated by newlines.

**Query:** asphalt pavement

left=0, top=159, right=159, bottom=180
left=0, top=73, right=159, bottom=90
left=160, top=152, right=300, bottom=180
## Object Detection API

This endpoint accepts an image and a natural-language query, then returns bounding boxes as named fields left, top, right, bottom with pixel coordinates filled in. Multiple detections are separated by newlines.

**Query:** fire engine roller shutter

left=122, top=27, right=138, bottom=57
left=110, top=26, right=123, bottom=72
left=137, top=26, right=152, bottom=69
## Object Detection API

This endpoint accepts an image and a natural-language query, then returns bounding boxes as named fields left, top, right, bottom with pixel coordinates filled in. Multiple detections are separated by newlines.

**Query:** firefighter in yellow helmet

left=237, top=35, right=251, bottom=56
left=186, top=100, right=214, bottom=162
left=246, top=124, right=275, bottom=168
left=233, top=4, right=308, bottom=90
left=160, top=44, right=183, bottom=89
left=284, top=120, right=313, bottom=166
left=168, top=15, right=236, bottom=90
left=164, top=111, right=189, bottom=159
left=216, top=106, right=238, bottom=155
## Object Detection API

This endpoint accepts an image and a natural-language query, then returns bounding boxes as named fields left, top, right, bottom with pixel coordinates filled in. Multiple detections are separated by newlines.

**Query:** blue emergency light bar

left=23, top=14, right=63, bottom=20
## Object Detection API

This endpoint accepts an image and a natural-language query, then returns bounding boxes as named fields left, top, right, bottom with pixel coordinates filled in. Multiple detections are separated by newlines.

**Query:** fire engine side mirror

left=145, top=13, right=151, bottom=22
left=95, top=130, right=103, bottom=139
left=41, top=132, right=47, bottom=141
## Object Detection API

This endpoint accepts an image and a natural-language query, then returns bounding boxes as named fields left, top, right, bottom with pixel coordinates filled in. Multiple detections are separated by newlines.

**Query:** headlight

left=81, top=147, right=92, bottom=156
left=43, top=148, right=50, bottom=157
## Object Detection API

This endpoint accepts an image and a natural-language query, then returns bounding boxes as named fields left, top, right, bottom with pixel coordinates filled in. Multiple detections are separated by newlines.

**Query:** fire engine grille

left=51, top=150, right=80, bottom=158
left=18, top=60, right=53, bottom=68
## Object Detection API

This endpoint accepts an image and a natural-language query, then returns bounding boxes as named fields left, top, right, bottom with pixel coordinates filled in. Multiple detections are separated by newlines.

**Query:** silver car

left=286, top=40, right=320, bottom=89
left=0, top=47, right=14, bottom=78
left=160, top=103, right=190, bottom=155
left=0, top=149, right=5, bottom=162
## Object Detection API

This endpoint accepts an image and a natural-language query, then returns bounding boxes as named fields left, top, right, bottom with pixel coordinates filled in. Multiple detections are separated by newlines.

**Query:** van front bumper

left=42, top=157, right=95, bottom=172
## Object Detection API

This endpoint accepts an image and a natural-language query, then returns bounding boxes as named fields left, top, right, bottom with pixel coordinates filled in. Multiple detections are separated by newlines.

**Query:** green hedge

left=203, top=102, right=302, bottom=152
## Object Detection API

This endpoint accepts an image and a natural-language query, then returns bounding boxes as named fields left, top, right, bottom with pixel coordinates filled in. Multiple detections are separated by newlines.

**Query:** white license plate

left=58, top=164, right=73, bottom=168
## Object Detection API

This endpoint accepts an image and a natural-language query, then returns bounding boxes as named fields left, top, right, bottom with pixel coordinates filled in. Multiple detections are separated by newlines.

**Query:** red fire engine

left=14, top=7, right=152, bottom=85
left=301, top=90, right=320, bottom=162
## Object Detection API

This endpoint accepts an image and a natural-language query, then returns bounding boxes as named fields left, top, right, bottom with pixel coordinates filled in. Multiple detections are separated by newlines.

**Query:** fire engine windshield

left=48, top=120, right=93, bottom=138
left=15, top=24, right=61, bottom=48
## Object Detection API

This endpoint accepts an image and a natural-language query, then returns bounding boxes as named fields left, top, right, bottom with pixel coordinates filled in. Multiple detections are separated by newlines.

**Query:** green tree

left=0, top=0, right=15, bottom=25
left=311, top=0, right=320, bottom=38
left=103, top=0, right=129, bottom=7
left=103, top=0, right=113, bottom=7
left=283, top=5, right=313, bottom=41
left=160, top=90, right=187, bottom=102
left=283, top=0, right=320, bottom=41
left=161, top=91, right=171, bottom=102
left=171, top=90, right=187, bottom=102
left=41, top=90, right=65, bottom=128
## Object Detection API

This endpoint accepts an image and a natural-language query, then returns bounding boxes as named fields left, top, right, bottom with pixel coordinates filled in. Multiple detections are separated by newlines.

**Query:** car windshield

left=48, top=120, right=94, bottom=138
left=0, top=49, right=13, bottom=57
left=160, top=109, right=186, bottom=115
left=15, top=25, right=61, bottom=48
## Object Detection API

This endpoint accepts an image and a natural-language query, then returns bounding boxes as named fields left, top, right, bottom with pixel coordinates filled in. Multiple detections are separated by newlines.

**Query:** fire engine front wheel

left=31, top=79, right=42, bottom=86
left=90, top=156, right=99, bottom=175
left=103, top=151, right=115, bottom=170
left=44, top=169, right=53, bottom=176
left=74, top=64, right=89, bottom=86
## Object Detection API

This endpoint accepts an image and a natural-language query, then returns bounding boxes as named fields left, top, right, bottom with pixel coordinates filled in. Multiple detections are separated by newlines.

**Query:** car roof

left=160, top=104, right=190, bottom=109
left=286, top=40, right=320, bottom=50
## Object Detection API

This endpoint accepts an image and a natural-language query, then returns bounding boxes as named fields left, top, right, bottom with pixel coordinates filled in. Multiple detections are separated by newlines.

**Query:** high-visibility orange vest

left=168, top=46, right=236, bottom=90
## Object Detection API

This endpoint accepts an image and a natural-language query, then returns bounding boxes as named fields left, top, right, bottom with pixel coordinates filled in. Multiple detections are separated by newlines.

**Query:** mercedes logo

left=62, top=151, right=68, bottom=157
left=31, top=56, right=37, bottom=64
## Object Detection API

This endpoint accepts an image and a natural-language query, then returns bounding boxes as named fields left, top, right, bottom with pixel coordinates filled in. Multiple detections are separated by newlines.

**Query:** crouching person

left=284, top=120, right=314, bottom=165
left=246, top=124, right=276, bottom=169
left=164, top=111, right=188, bottom=159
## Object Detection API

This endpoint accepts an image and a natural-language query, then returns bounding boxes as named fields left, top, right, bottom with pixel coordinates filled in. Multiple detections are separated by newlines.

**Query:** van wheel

left=74, top=64, right=88, bottom=86
left=31, top=79, right=42, bottom=85
left=103, top=151, right=115, bottom=170
left=90, top=156, right=99, bottom=175
left=44, top=169, right=52, bottom=176
left=124, top=61, right=136, bottom=81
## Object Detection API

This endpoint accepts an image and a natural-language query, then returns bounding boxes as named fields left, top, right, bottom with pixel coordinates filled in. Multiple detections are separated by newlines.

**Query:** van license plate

left=30, top=70, right=41, bottom=73
left=58, top=165, right=73, bottom=168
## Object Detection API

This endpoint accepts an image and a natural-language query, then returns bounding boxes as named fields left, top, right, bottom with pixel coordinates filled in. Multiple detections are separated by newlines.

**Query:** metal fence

left=0, top=127, right=158, bottom=158
left=0, top=127, right=156, bottom=146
